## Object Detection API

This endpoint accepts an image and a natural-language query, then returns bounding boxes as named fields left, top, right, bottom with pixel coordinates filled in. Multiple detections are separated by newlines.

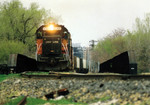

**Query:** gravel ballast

left=0, top=77, right=150, bottom=104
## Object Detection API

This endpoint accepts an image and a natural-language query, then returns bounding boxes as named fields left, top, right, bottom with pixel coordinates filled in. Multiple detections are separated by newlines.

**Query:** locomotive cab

left=36, top=23, right=73, bottom=71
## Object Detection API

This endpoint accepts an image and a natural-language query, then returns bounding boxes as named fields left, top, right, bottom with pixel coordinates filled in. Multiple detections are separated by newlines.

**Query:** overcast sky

left=1, top=0, right=150, bottom=46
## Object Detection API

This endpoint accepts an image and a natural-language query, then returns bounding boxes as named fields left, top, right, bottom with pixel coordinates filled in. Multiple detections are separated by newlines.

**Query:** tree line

left=0, top=0, right=59, bottom=63
left=92, top=13, right=150, bottom=73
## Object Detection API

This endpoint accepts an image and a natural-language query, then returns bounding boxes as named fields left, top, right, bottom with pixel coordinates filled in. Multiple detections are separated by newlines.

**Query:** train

left=1, top=23, right=89, bottom=74
left=1, top=23, right=136, bottom=74
left=35, top=23, right=73, bottom=71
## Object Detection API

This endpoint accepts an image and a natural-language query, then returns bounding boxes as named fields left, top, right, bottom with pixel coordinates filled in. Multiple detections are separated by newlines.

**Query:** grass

left=25, top=72, right=49, bottom=75
left=4, top=97, right=87, bottom=105
left=100, top=96, right=111, bottom=102
left=4, top=96, right=24, bottom=105
left=0, top=74, right=20, bottom=82
left=89, top=95, right=112, bottom=104
left=27, top=97, right=86, bottom=105
left=26, top=97, right=46, bottom=105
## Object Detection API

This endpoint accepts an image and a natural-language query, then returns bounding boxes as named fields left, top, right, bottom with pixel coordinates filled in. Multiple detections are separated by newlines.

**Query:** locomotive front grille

left=42, top=36, right=61, bottom=55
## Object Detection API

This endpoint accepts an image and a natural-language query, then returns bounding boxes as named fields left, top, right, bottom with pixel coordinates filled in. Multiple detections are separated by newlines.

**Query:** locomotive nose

left=49, top=58, right=57, bottom=66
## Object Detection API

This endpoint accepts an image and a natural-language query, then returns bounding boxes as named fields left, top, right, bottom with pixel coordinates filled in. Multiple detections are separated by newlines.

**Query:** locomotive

left=35, top=23, right=73, bottom=71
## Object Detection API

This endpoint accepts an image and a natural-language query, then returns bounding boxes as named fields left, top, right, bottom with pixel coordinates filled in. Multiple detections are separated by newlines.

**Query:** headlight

left=43, top=24, right=62, bottom=31
left=48, top=24, right=54, bottom=30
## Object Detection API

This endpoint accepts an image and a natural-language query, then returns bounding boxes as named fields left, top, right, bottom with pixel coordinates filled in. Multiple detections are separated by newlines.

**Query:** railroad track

left=20, top=72, right=150, bottom=80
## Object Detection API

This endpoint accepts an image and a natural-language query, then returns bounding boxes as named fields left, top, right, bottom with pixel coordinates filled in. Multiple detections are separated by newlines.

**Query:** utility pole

left=88, top=40, right=98, bottom=72
left=89, top=40, right=98, bottom=49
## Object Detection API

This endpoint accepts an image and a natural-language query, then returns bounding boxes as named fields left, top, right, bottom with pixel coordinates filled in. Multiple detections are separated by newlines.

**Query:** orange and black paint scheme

left=36, top=23, right=73, bottom=71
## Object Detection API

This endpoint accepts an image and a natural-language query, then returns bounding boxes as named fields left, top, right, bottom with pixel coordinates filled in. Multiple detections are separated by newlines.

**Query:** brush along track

left=20, top=72, right=150, bottom=80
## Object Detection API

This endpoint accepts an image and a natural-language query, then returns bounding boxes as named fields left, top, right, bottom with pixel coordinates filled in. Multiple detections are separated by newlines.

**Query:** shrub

left=0, top=40, right=28, bottom=64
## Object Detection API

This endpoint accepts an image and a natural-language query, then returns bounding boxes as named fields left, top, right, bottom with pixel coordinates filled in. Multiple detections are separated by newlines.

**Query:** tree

left=0, top=0, right=59, bottom=51
left=130, top=13, right=150, bottom=72
left=94, top=13, right=150, bottom=73
left=0, top=0, right=60, bottom=62
left=93, top=28, right=126, bottom=63
left=0, top=40, right=28, bottom=64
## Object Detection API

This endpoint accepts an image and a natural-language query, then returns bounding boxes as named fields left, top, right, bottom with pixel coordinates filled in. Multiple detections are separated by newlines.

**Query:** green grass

left=27, top=97, right=86, bottom=105
left=0, top=74, right=20, bottom=82
left=26, top=97, right=47, bottom=105
left=4, top=97, right=87, bottom=105
left=99, top=96, right=111, bottom=102
left=89, top=95, right=112, bottom=104
left=25, top=72, right=49, bottom=75
left=4, top=96, right=24, bottom=105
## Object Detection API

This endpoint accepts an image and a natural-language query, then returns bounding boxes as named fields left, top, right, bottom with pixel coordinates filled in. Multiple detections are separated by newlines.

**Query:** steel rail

left=20, top=73, right=150, bottom=80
